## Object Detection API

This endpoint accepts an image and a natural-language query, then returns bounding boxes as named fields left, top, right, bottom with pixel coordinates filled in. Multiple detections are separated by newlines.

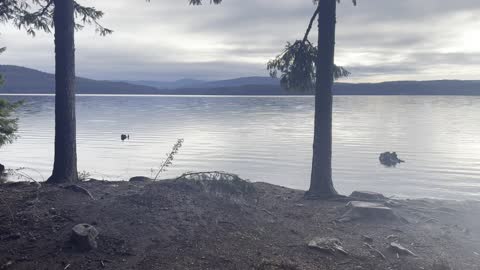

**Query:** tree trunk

left=47, top=0, right=78, bottom=184
left=306, top=0, right=338, bottom=198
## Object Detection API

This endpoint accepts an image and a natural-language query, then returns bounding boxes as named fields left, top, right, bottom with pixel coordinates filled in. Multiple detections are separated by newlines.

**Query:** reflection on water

left=1, top=95, right=480, bottom=200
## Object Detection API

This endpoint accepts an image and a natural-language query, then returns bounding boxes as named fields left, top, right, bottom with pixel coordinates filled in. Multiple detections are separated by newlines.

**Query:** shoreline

left=1, top=178, right=479, bottom=269
left=3, top=93, right=480, bottom=97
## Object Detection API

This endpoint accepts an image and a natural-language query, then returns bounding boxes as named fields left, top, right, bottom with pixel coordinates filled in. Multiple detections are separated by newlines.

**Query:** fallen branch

left=176, top=171, right=243, bottom=182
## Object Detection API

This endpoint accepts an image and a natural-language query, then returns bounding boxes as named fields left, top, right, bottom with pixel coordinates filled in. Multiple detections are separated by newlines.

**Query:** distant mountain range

left=125, top=79, right=207, bottom=90
left=1, top=65, right=480, bottom=95
left=123, top=76, right=280, bottom=90
left=0, top=65, right=159, bottom=94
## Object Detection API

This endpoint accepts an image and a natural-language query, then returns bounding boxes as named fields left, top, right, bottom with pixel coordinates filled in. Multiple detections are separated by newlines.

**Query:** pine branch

left=267, top=0, right=354, bottom=92
left=36, top=0, right=53, bottom=17
left=2, top=0, right=112, bottom=36
left=303, top=5, right=320, bottom=43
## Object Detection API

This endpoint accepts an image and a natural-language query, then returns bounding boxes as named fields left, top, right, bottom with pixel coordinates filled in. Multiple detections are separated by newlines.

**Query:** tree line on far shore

left=0, top=0, right=357, bottom=199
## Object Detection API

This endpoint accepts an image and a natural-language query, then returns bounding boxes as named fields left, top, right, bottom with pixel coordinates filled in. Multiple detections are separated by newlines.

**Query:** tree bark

left=306, top=0, right=338, bottom=198
left=47, top=0, right=78, bottom=184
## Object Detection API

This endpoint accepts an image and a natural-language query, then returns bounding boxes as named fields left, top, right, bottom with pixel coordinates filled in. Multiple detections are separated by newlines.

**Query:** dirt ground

left=1, top=177, right=480, bottom=270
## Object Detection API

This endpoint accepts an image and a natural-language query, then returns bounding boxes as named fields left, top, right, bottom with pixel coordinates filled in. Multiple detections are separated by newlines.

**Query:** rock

left=339, top=201, right=397, bottom=222
left=350, top=191, right=387, bottom=201
left=307, top=237, right=348, bottom=255
left=389, top=242, right=417, bottom=256
left=71, top=224, right=99, bottom=251
left=129, top=176, right=153, bottom=183
left=379, top=152, right=405, bottom=167
left=0, top=163, right=5, bottom=174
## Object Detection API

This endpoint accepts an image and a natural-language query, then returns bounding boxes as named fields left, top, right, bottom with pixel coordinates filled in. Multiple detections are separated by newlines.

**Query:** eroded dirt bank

left=1, top=178, right=480, bottom=270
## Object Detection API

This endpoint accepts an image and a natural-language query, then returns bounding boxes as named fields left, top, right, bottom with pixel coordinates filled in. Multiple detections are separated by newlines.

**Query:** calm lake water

left=1, top=94, right=480, bottom=200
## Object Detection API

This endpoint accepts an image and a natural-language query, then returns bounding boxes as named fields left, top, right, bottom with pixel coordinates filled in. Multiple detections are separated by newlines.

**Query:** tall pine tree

left=190, top=0, right=355, bottom=198
left=1, top=0, right=111, bottom=183
left=268, top=0, right=356, bottom=198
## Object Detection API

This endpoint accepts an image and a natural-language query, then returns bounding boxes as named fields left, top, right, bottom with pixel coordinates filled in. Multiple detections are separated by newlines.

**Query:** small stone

left=48, top=208, right=57, bottom=215
left=308, top=237, right=348, bottom=255
left=71, top=224, right=99, bottom=251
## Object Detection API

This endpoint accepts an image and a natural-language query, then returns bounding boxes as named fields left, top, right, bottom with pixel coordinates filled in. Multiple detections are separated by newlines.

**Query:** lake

left=1, top=94, right=479, bottom=200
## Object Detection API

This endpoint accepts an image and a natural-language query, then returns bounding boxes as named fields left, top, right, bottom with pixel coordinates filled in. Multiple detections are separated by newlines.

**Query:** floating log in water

left=379, top=152, right=404, bottom=167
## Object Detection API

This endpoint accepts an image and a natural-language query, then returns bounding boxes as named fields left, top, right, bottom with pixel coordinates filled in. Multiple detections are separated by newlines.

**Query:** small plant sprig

left=78, top=170, right=91, bottom=181
left=154, top=139, right=184, bottom=180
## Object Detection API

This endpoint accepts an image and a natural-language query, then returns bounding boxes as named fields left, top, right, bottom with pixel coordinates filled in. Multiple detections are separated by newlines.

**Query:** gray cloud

left=1, top=0, right=480, bottom=82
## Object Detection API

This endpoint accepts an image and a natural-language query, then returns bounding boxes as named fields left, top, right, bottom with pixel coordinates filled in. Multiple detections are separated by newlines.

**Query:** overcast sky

left=1, top=0, right=480, bottom=82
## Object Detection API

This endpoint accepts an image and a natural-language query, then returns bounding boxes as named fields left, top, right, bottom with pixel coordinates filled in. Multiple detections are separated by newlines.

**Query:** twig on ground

left=365, top=243, right=387, bottom=261
left=262, top=208, right=275, bottom=217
